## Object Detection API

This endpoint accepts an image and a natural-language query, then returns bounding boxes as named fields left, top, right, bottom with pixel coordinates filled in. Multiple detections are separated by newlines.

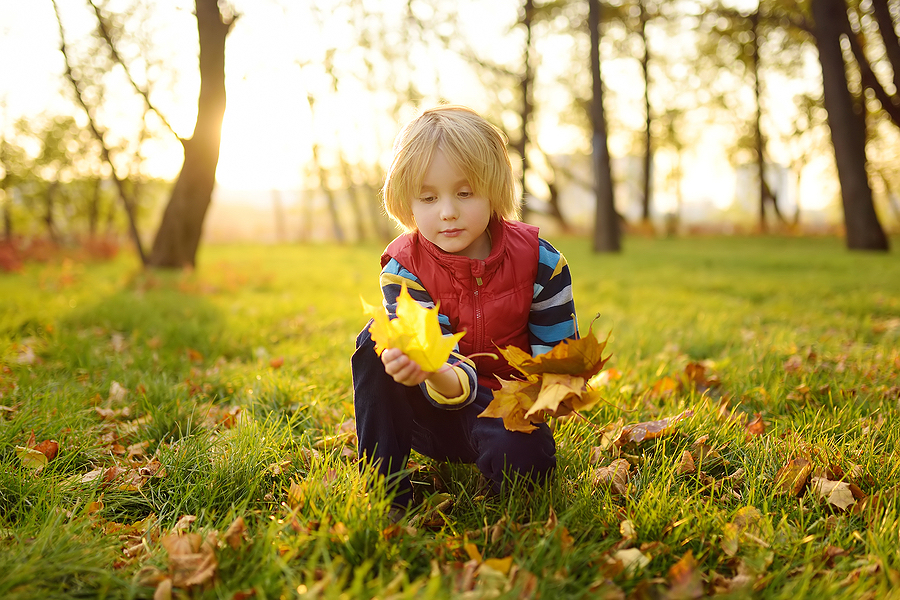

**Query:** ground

left=1, top=235, right=899, bottom=599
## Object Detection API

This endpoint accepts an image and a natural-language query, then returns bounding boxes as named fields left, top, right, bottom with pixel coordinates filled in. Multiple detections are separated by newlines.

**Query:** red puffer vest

left=382, top=218, right=540, bottom=390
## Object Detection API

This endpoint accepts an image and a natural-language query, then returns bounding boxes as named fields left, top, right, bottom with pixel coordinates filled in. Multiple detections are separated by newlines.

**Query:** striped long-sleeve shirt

left=380, top=237, right=577, bottom=408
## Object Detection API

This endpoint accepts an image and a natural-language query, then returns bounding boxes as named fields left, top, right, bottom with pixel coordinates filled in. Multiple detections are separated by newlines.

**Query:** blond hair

left=382, top=105, right=519, bottom=231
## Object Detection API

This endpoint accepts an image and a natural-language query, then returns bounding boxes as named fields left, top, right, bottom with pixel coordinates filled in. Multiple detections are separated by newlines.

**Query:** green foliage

left=1, top=237, right=899, bottom=599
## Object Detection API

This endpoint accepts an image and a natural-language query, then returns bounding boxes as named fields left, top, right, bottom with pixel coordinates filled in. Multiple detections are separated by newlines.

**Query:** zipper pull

left=475, top=277, right=483, bottom=286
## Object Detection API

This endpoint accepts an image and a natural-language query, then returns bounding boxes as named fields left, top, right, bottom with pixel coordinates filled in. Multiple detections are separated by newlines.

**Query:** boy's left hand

left=381, top=347, right=430, bottom=387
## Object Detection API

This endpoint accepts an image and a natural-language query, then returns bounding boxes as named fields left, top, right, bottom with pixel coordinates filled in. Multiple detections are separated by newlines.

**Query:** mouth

left=440, top=229, right=463, bottom=236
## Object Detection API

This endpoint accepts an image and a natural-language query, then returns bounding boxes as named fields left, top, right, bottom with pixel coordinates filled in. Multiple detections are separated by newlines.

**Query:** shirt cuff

left=424, top=366, right=471, bottom=406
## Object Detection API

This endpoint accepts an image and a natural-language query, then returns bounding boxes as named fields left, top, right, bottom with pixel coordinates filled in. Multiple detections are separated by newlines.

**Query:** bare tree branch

left=51, top=0, right=147, bottom=264
left=870, top=0, right=900, bottom=94
left=844, top=17, right=900, bottom=128
left=87, top=0, right=183, bottom=142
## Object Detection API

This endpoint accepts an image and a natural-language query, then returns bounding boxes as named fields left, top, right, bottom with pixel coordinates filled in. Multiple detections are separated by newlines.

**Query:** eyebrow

left=419, top=178, right=471, bottom=190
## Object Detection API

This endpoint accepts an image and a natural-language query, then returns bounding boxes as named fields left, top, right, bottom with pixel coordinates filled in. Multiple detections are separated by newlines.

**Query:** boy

left=352, top=105, right=577, bottom=510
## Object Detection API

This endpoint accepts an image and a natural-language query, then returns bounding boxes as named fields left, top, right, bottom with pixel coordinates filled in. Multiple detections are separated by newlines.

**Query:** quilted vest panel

left=382, top=219, right=540, bottom=390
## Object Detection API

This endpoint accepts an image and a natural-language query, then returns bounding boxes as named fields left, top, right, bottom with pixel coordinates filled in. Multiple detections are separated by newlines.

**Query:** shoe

left=387, top=505, right=407, bottom=524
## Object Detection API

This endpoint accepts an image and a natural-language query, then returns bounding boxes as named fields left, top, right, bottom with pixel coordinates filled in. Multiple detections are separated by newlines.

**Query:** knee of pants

left=479, top=424, right=557, bottom=481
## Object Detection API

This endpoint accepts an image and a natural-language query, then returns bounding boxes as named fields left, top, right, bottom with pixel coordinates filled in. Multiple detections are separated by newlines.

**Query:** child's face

left=412, top=149, right=492, bottom=260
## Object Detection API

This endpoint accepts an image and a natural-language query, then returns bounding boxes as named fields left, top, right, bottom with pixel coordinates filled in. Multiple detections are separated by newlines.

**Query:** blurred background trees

left=1, top=0, right=897, bottom=270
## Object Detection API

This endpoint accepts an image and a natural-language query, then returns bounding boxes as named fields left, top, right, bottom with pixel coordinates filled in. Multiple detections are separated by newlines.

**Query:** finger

left=381, top=348, right=402, bottom=365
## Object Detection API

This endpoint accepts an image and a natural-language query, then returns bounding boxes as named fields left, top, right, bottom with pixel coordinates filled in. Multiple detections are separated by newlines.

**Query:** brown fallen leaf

left=616, top=409, right=694, bottom=445
left=153, top=578, right=172, bottom=600
left=173, top=515, right=197, bottom=533
left=611, top=548, right=649, bottom=577
left=224, top=516, right=246, bottom=550
left=745, top=413, right=766, bottom=437
left=677, top=450, right=696, bottom=475
left=810, top=477, right=862, bottom=511
left=774, top=457, right=812, bottom=497
left=593, top=459, right=631, bottom=496
left=160, top=530, right=218, bottom=588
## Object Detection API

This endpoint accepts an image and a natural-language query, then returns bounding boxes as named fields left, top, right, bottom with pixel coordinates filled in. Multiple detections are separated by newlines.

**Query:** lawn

left=1, top=235, right=899, bottom=599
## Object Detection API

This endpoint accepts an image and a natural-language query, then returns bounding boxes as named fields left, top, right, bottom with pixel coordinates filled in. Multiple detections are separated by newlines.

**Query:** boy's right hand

left=381, top=347, right=430, bottom=387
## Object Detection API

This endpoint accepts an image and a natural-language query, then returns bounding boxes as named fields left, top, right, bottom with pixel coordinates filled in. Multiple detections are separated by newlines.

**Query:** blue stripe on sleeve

left=530, top=321, right=577, bottom=342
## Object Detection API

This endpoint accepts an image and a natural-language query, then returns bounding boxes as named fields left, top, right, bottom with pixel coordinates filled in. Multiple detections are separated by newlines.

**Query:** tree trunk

left=272, top=189, right=287, bottom=243
left=811, top=0, right=889, bottom=250
left=2, top=198, right=10, bottom=242
left=44, top=181, right=59, bottom=244
left=639, top=0, right=652, bottom=223
left=88, top=176, right=102, bottom=239
left=311, top=144, right=345, bottom=243
left=148, top=0, right=232, bottom=268
left=751, top=9, right=768, bottom=232
left=589, top=0, right=620, bottom=252
left=518, top=0, right=535, bottom=221
left=339, top=154, right=368, bottom=242
left=1, top=180, right=12, bottom=242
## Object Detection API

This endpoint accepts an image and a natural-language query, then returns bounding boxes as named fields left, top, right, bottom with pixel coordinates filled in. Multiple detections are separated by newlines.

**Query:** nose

left=439, top=196, right=458, bottom=221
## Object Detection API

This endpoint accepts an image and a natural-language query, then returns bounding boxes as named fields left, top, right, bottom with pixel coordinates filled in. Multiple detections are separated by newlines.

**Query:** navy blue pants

left=351, top=323, right=556, bottom=507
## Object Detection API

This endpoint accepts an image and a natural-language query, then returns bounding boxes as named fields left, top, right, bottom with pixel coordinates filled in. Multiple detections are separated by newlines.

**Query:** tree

left=589, top=0, right=620, bottom=252
left=638, top=0, right=652, bottom=224
left=811, top=0, right=888, bottom=250
left=148, top=0, right=235, bottom=267
left=697, top=2, right=799, bottom=232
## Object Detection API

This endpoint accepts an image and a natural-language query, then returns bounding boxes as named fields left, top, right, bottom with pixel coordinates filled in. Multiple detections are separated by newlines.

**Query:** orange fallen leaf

left=650, top=376, right=679, bottom=398
left=478, top=378, right=542, bottom=433
left=269, top=356, right=284, bottom=369
left=667, top=550, right=703, bottom=599
left=745, top=413, right=766, bottom=437
left=498, top=327, right=610, bottom=381
left=481, top=328, right=611, bottom=432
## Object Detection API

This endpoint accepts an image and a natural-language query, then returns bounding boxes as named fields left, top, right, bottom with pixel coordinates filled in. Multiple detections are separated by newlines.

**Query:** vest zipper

left=473, top=274, right=484, bottom=353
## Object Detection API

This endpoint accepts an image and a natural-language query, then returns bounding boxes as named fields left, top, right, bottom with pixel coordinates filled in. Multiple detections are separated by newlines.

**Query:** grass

left=1, top=235, right=899, bottom=599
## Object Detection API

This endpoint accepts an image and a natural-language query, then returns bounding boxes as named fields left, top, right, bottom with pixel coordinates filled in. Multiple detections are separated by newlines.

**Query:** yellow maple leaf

left=525, top=373, right=584, bottom=418
left=361, top=284, right=465, bottom=373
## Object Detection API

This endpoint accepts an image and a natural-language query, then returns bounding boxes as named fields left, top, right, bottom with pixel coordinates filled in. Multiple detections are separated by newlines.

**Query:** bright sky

left=0, top=0, right=833, bottom=215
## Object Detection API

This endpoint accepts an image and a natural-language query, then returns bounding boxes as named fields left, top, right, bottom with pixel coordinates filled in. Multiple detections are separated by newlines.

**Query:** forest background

left=1, top=0, right=898, bottom=266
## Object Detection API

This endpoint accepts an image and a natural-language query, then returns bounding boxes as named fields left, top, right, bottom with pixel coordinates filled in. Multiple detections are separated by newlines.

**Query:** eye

left=418, top=195, right=436, bottom=203
left=458, top=190, right=473, bottom=198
